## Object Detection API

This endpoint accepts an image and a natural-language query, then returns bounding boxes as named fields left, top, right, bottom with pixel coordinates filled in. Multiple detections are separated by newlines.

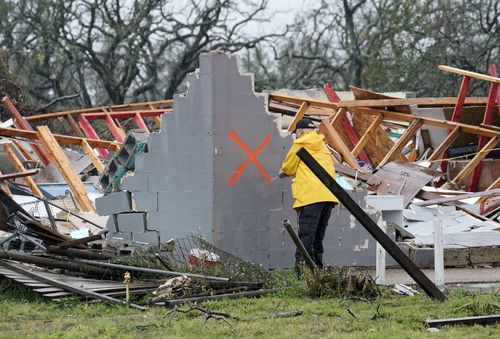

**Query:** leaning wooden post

left=36, top=126, right=95, bottom=212
left=434, top=218, right=445, bottom=290
left=3, top=144, right=44, bottom=197
left=375, top=217, right=386, bottom=285
left=295, top=147, right=446, bottom=301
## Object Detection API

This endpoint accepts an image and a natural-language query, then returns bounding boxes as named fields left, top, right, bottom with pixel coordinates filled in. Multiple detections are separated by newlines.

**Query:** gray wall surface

left=97, top=51, right=385, bottom=268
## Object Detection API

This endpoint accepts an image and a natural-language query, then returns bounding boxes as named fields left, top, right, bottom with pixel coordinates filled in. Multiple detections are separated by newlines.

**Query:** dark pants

left=295, top=201, right=334, bottom=269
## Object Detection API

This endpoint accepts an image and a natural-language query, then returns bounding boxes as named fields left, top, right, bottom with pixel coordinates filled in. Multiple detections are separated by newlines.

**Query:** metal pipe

left=282, top=219, right=316, bottom=270
left=0, top=250, right=110, bottom=276
left=74, top=258, right=230, bottom=282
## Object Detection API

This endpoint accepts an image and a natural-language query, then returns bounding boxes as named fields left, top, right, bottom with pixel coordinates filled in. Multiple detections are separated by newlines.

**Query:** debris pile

left=0, top=51, right=499, bottom=307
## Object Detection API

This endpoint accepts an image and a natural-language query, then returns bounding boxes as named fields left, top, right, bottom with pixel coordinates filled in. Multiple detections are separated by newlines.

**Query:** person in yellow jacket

left=280, top=118, right=339, bottom=272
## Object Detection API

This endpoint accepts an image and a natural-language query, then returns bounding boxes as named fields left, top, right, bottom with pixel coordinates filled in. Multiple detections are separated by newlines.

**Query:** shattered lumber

left=2, top=96, right=51, bottom=165
left=438, top=65, right=500, bottom=84
left=36, top=126, right=95, bottom=212
left=24, top=99, right=173, bottom=122
left=296, top=147, right=446, bottom=301
left=0, top=168, right=40, bottom=181
left=0, top=126, right=121, bottom=151
left=3, top=144, right=44, bottom=197
left=337, top=97, right=490, bottom=108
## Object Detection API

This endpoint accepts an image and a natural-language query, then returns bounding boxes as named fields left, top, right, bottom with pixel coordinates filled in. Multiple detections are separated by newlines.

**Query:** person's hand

left=278, top=170, right=287, bottom=178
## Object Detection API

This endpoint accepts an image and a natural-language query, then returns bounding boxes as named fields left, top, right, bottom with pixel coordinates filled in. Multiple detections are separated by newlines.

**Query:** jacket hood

left=294, top=131, right=325, bottom=151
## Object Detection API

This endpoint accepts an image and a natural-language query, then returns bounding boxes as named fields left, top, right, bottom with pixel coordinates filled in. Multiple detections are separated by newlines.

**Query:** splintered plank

left=319, top=118, right=364, bottom=171
left=80, top=139, right=105, bottom=173
left=0, top=170, right=12, bottom=194
left=2, top=96, right=51, bottom=165
left=451, top=136, right=499, bottom=187
left=438, top=65, right=500, bottom=84
left=3, top=144, right=43, bottom=197
left=65, top=114, right=85, bottom=138
left=287, top=101, right=308, bottom=132
left=428, top=126, right=461, bottom=161
left=377, top=119, right=424, bottom=169
left=337, top=97, right=489, bottom=108
left=351, top=114, right=383, bottom=157
left=12, top=140, right=36, bottom=162
left=36, top=126, right=95, bottom=212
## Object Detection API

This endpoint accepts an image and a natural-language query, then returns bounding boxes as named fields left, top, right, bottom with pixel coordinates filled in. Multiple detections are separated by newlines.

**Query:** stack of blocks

left=95, top=51, right=394, bottom=268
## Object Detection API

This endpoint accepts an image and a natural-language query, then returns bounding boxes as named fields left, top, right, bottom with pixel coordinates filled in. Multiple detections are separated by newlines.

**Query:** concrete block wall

left=96, top=51, right=396, bottom=268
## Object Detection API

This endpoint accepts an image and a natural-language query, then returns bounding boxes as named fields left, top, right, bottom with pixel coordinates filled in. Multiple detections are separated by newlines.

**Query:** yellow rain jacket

left=281, top=131, right=339, bottom=209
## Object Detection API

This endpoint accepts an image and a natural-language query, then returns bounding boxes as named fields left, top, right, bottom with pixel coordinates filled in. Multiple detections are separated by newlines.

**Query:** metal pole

left=282, top=219, right=316, bottom=271
left=295, top=147, right=446, bottom=301
left=74, top=258, right=230, bottom=282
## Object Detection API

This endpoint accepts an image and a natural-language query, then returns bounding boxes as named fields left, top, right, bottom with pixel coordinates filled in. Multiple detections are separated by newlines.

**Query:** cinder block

left=116, top=212, right=147, bottom=232
left=106, top=214, right=119, bottom=233
left=120, top=173, right=147, bottom=192
left=95, top=191, right=132, bottom=216
left=409, top=247, right=434, bottom=268
left=132, top=191, right=158, bottom=212
left=147, top=172, right=175, bottom=191
left=132, top=231, right=161, bottom=247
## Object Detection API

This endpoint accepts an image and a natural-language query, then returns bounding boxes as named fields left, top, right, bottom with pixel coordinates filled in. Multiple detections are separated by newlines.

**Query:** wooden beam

left=36, top=126, right=95, bottom=212
left=0, top=127, right=120, bottom=151
left=377, top=119, right=424, bottom=168
left=133, top=112, right=150, bottom=132
left=295, top=147, right=446, bottom=301
left=352, top=107, right=500, bottom=138
left=287, top=101, right=309, bottom=132
left=0, top=168, right=40, bottom=181
left=450, top=136, right=499, bottom=187
left=351, top=114, right=383, bottom=157
left=330, top=108, right=346, bottom=126
left=3, top=144, right=44, bottom=197
left=80, top=139, right=105, bottom=173
left=319, top=118, right=364, bottom=171
left=0, top=170, right=12, bottom=194
left=428, top=126, right=461, bottom=161
left=11, top=140, right=36, bottom=162
left=65, top=114, right=85, bottom=138
left=270, top=93, right=338, bottom=110
left=104, top=113, right=125, bottom=142
left=438, top=65, right=500, bottom=84
left=2, top=96, right=51, bottom=165
left=337, top=97, right=488, bottom=109
left=25, top=99, right=173, bottom=122
left=154, top=116, right=162, bottom=129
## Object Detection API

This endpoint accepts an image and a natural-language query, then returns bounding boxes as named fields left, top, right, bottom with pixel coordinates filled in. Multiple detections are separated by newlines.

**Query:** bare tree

left=1, top=0, right=284, bottom=109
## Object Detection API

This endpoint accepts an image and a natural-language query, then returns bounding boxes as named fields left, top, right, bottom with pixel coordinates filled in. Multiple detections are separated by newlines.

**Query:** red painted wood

left=469, top=64, right=499, bottom=191
left=440, top=75, right=472, bottom=173
left=133, top=113, right=149, bottom=133
left=78, top=115, right=108, bottom=158
left=324, top=83, right=371, bottom=166
left=1, top=96, right=51, bottom=165
left=104, top=114, right=124, bottom=143
left=81, top=110, right=168, bottom=120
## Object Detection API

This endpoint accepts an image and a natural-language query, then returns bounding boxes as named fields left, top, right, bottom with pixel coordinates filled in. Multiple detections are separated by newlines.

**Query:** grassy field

left=0, top=272, right=499, bottom=338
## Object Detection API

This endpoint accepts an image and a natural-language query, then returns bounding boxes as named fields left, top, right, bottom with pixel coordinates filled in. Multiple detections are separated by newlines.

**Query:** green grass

left=0, top=273, right=499, bottom=338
